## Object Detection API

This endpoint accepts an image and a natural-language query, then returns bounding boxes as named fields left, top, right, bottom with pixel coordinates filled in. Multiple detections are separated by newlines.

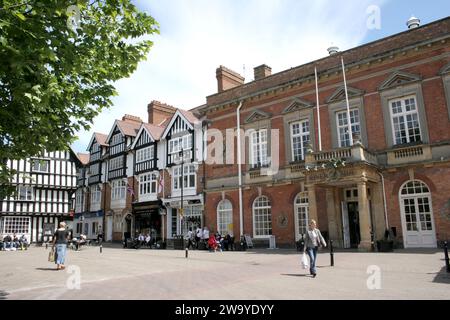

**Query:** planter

left=377, top=240, right=394, bottom=252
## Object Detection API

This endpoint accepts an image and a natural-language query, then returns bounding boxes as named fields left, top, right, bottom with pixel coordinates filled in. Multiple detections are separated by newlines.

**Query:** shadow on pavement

left=35, top=267, right=58, bottom=271
left=281, top=274, right=312, bottom=277
left=432, top=267, right=450, bottom=284
left=0, top=290, right=10, bottom=300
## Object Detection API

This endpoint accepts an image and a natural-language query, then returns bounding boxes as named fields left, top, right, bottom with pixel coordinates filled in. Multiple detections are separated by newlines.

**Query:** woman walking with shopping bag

left=52, top=222, right=70, bottom=270
left=303, top=219, right=327, bottom=278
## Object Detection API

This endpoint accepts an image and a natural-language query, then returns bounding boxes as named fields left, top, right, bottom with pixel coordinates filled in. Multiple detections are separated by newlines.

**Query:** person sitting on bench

left=2, top=234, right=13, bottom=251
left=74, top=234, right=87, bottom=251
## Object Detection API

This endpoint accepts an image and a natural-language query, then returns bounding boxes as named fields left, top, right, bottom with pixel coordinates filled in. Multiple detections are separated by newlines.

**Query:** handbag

left=301, top=252, right=309, bottom=269
left=48, top=248, right=55, bottom=262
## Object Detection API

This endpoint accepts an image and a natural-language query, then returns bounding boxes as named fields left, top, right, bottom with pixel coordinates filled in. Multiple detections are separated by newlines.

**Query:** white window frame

left=111, top=180, right=126, bottom=200
left=139, top=172, right=158, bottom=197
left=136, top=146, right=154, bottom=164
left=399, top=180, right=436, bottom=248
left=31, top=159, right=49, bottom=173
left=252, top=196, right=272, bottom=238
left=109, top=157, right=122, bottom=171
left=110, top=133, right=122, bottom=146
left=172, top=164, right=196, bottom=191
left=389, top=95, right=422, bottom=146
left=17, top=185, right=33, bottom=201
left=290, top=120, right=310, bottom=162
left=1, top=216, right=31, bottom=235
left=90, top=184, right=101, bottom=205
left=217, top=200, right=233, bottom=236
left=180, top=205, right=203, bottom=236
left=169, top=134, right=193, bottom=163
left=336, top=109, right=360, bottom=147
left=75, top=189, right=83, bottom=208
left=250, top=129, right=268, bottom=168
left=294, top=192, right=309, bottom=240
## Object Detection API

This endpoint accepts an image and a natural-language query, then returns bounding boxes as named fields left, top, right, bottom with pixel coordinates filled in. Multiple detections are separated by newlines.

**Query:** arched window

left=253, top=196, right=272, bottom=237
left=217, top=200, right=233, bottom=236
left=294, top=193, right=309, bottom=240
left=399, top=180, right=436, bottom=248
left=400, top=180, right=432, bottom=232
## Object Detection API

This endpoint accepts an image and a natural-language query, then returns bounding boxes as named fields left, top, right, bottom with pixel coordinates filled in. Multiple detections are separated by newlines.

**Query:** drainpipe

left=378, top=171, right=389, bottom=229
left=236, top=101, right=244, bottom=237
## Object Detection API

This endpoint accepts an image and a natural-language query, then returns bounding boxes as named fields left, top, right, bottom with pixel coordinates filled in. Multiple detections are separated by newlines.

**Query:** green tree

left=0, top=0, right=159, bottom=197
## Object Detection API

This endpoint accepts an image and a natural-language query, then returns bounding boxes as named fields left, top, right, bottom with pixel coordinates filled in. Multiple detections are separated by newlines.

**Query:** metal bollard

left=330, top=240, right=334, bottom=267
left=100, top=245, right=102, bottom=254
left=444, top=241, right=450, bottom=273
left=45, top=242, right=48, bottom=250
left=185, top=247, right=188, bottom=259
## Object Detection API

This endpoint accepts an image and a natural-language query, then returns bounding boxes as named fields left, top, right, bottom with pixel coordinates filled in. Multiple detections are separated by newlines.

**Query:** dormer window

left=111, top=134, right=122, bottom=146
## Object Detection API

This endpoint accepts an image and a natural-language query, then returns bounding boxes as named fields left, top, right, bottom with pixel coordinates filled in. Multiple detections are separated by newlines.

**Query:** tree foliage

left=0, top=0, right=159, bottom=197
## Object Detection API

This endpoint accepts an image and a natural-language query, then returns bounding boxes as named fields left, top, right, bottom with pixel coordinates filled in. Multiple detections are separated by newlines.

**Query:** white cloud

left=71, top=0, right=388, bottom=153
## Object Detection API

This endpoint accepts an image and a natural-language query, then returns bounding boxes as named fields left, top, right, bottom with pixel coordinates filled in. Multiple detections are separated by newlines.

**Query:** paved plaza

left=0, top=245, right=448, bottom=300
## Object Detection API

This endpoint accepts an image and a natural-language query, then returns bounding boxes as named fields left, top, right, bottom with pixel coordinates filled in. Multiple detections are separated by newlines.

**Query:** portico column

left=326, top=188, right=338, bottom=244
left=357, top=181, right=372, bottom=251
left=307, top=185, right=318, bottom=224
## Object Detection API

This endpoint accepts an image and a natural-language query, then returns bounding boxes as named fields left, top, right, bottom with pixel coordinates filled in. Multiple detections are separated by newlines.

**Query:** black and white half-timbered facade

left=73, top=133, right=108, bottom=240
left=106, top=116, right=142, bottom=241
left=0, top=150, right=79, bottom=243
left=161, top=109, right=206, bottom=239
left=131, top=123, right=165, bottom=240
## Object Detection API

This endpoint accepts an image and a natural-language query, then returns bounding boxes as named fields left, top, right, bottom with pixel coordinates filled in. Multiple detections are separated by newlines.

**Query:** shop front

left=132, top=200, right=163, bottom=243
left=164, top=196, right=204, bottom=239
left=73, top=210, right=104, bottom=240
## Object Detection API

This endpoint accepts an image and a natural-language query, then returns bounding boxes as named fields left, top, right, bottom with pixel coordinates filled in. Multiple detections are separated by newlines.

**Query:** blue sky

left=71, top=0, right=450, bottom=153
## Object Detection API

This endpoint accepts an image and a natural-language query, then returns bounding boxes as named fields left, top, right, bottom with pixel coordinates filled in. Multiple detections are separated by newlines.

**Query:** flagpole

left=341, top=56, right=354, bottom=146
left=314, top=67, right=322, bottom=151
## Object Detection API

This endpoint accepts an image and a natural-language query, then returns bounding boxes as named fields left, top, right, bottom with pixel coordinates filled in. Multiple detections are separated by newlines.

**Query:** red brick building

left=194, top=17, right=450, bottom=249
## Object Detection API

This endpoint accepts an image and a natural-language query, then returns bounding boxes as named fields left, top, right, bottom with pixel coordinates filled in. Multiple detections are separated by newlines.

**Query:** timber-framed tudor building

left=0, top=150, right=81, bottom=243
left=71, top=16, right=450, bottom=249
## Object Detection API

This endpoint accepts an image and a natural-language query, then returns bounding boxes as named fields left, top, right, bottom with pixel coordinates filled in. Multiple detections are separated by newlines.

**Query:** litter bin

left=377, top=240, right=394, bottom=252
left=173, top=236, right=184, bottom=250
left=269, top=235, right=276, bottom=249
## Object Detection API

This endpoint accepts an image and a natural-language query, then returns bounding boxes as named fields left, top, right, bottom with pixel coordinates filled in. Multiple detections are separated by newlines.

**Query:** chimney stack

left=327, top=46, right=339, bottom=55
left=122, top=114, right=143, bottom=123
left=254, top=64, right=272, bottom=80
left=407, top=16, right=420, bottom=29
left=216, top=66, right=245, bottom=93
left=147, top=101, right=177, bottom=125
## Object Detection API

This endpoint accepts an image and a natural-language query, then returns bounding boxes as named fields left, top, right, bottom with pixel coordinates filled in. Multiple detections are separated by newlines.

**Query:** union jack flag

left=127, top=183, right=135, bottom=196
left=158, top=174, right=164, bottom=193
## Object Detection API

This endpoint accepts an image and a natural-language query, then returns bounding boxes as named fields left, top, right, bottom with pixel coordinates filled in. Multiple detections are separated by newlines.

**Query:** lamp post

left=179, top=148, right=184, bottom=231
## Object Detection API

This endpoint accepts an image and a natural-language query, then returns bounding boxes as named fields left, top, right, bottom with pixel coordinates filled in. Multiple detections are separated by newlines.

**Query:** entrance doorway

left=342, top=188, right=362, bottom=249
left=399, top=180, right=437, bottom=248
left=347, top=202, right=361, bottom=248
left=124, top=214, right=132, bottom=240
left=135, top=212, right=161, bottom=243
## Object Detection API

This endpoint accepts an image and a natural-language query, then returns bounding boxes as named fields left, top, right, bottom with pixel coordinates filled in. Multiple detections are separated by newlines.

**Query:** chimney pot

left=407, top=16, right=420, bottom=29
left=327, top=46, right=339, bottom=55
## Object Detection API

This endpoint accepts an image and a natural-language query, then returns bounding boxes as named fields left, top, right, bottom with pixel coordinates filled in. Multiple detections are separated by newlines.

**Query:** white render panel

left=126, top=153, right=134, bottom=177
